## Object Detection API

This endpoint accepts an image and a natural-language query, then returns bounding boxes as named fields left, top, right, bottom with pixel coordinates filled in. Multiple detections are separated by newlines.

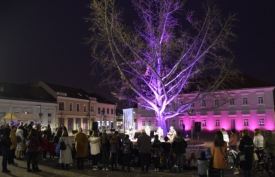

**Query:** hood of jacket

left=174, top=135, right=183, bottom=142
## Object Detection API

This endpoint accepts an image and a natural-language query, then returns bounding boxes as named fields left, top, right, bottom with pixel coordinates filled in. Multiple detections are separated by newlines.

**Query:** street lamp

left=101, top=110, right=105, bottom=132
left=90, top=110, right=94, bottom=130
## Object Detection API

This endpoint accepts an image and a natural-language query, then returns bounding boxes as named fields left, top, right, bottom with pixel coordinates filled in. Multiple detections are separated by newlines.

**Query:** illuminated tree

left=88, top=0, right=238, bottom=134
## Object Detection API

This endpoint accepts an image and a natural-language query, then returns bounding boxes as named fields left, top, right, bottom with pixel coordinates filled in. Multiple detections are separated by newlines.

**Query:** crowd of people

left=1, top=122, right=275, bottom=177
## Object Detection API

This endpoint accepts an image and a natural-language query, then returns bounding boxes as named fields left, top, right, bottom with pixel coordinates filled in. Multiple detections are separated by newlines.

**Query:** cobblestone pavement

left=0, top=154, right=269, bottom=177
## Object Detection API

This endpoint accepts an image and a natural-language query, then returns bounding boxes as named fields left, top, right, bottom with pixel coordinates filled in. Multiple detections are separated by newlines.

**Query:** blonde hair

left=254, top=129, right=261, bottom=136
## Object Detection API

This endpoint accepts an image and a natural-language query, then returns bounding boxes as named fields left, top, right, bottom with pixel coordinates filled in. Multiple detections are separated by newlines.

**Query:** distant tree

left=88, top=0, right=238, bottom=134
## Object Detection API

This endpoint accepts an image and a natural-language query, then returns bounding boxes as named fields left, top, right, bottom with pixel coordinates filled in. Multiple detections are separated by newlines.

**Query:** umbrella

left=1, top=112, right=40, bottom=122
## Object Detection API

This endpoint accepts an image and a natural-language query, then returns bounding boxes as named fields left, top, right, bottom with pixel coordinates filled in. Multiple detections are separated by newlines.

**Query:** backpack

left=26, top=138, right=34, bottom=148
left=59, top=139, right=67, bottom=150
left=16, top=136, right=22, bottom=143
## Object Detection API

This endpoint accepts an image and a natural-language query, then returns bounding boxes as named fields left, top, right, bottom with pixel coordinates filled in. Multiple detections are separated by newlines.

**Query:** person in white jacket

left=89, top=131, right=100, bottom=170
left=58, top=131, right=73, bottom=170
left=253, top=128, right=264, bottom=162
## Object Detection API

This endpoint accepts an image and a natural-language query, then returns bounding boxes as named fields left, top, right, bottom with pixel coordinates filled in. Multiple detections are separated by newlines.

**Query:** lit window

left=59, top=102, right=64, bottom=111
left=179, top=120, right=183, bottom=126
left=215, top=119, right=220, bottom=126
left=84, top=105, right=86, bottom=112
left=259, top=118, right=265, bottom=126
left=202, top=120, right=207, bottom=127
left=69, top=103, right=73, bottom=111
left=229, top=99, right=235, bottom=105
left=172, top=120, right=176, bottom=127
left=148, top=121, right=151, bottom=126
left=111, top=109, right=113, bottom=114
left=242, top=98, right=248, bottom=105
left=201, top=100, right=206, bottom=107
left=77, top=104, right=80, bottom=112
left=258, top=97, right=264, bottom=104
left=142, top=121, right=145, bottom=126
left=214, top=100, right=219, bottom=107
left=244, top=119, right=249, bottom=126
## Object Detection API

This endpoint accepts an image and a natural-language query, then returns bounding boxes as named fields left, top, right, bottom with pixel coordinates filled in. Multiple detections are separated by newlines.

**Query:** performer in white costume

left=127, top=125, right=136, bottom=140
left=167, top=126, right=176, bottom=141
left=145, top=126, right=151, bottom=137
left=154, top=127, right=164, bottom=140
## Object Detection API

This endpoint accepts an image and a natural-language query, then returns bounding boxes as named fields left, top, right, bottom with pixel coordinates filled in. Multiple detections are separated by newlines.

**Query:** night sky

left=0, top=0, right=275, bottom=107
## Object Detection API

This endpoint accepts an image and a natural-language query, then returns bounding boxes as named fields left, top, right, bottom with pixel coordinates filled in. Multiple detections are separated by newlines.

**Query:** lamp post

left=123, top=113, right=125, bottom=134
left=90, top=110, right=94, bottom=130
left=37, top=105, right=42, bottom=120
left=101, top=110, right=105, bottom=132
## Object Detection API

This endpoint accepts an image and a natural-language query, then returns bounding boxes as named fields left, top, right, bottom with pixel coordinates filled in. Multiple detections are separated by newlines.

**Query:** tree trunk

left=157, top=115, right=167, bottom=136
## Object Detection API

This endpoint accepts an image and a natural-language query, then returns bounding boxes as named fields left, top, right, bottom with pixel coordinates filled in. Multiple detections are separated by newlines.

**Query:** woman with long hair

left=89, top=130, right=100, bottom=170
left=101, top=132, right=110, bottom=170
left=110, top=133, right=119, bottom=171
left=59, top=130, right=73, bottom=170
left=26, top=129, right=40, bottom=172
left=210, top=131, right=227, bottom=177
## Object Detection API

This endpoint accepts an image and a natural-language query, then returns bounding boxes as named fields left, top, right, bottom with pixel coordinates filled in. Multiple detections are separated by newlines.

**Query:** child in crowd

left=161, top=136, right=171, bottom=172
left=196, top=151, right=209, bottom=177
left=205, top=147, right=211, bottom=159
left=41, top=132, right=49, bottom=160
left=48, top=136, right=56, bottom=160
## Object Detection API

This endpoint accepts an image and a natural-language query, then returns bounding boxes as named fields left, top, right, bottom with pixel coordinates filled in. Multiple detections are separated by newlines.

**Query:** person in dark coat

left=122, top=134, right=133, bottom=172
left=152, top=135, right=162, bottom=171
left=238, top=130, right=254, bottom=177
left=161, top=136, right=171, bottom=171
left=101, top=133, right=110, bottom=170
left=137, top=129, right=151, bottom=173
left=1, top=128, right=12, bottom=173
left=172, top=132, right=187, bottom=169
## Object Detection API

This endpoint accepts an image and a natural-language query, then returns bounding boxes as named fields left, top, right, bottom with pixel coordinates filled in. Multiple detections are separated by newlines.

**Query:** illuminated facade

left=136, top=86, right=275, bottom=132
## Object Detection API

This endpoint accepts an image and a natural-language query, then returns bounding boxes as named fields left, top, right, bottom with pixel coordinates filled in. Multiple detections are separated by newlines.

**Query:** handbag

left=219, top=147, right=229, bottom=163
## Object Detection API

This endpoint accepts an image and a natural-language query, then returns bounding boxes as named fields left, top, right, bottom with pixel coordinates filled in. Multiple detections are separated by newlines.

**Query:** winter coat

left=122, top=138, right=133, bottom=154
left=263, top=130, right=275, bottom=155
left=59, top=137, right=73, bottom=164
left=211, top=141, right=227, bottom=169
left=110, top=138, right=119, bottom=153
left=196, top=158, right=209, bottom=175
left=10, top=131, right=17, bottom=150
left=228, top=133, right=238, bottom=147
left=137, top=133, right=151, bottom=153
left=161, top=142, right=171, bottom=155
left=101, top=138, right=110, bottom=152
left=89, top=136, right=100, bottom=155
left=152, top=139, right=162, bottom=157
left=0, top=129, right=12, bottom=150
left=16, top=129, right=24, bottom=151
left=41, top=137, right=49, bottom=151
left=238, top=135, right=254, bottom=170
left=48, top=141, right=55, bottom=153
left=253, top=134, right=264, bottom=148
left=26, top=136, right=40, bottom=153
left=74, top=132, right=88, bottom=157
left=172, top=135, right=187, bottom=154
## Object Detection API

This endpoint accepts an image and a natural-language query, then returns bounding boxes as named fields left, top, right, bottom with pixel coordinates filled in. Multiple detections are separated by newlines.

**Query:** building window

left=191, top=103, right=195, bottom=107
left=148, top=121, right=152, bottom=126
left=77, top=104, right=80, bottom=112
left=107, top=108, right=109, bottom=114
left=242, top=98, right=248, bottom=105
left=214, top=100, right=219, bottom=107
left=202, top=120, right=207, bottom=127
left=68, top=118, right=73, bottom=130
left=179, top=120, right=183, bottom=126
left=90, top=106, right=94, bottom=113
left=259, top=118, right=265, bottom=126
left=215, top=119, right=220, bottom=126
left=76, top=118, right=81, bottom=129
left=258, top=97, right=264, bottom=104
left=84, top=105, right=87, bottom=112
left=69, top=103, right=73, bottom=111
left=142, top=121, right=145, bottom=126
left=229, top=99, right=235, bottom=105
left=172, top=120, right=176, bottom=127
left=98, top=107, right=100, bottom=114
left=59, top=102, right=65, bottom=111
left=244, top=119, right=249, bottom=126
left=111, top=109, right=113, bottom=114
left=83, top=118, right=88, bottom=130
left=201, top=100, right=206, bottom=107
